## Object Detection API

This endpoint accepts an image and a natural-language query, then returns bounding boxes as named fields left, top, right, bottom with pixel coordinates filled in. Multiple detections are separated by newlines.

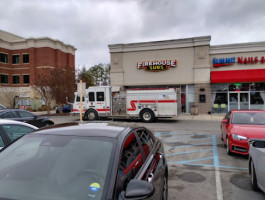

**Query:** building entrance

left=228, top=92, right=249, bottom=110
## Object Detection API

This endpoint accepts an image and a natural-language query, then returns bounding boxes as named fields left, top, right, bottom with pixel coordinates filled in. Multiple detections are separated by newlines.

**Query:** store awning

left=211, top=69, right=265, bottom=83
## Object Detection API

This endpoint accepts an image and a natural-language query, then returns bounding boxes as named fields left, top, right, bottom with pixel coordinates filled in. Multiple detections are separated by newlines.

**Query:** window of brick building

left=12, top=75, right=20, bottom=84
left=23, top=75, right=30, bottom=84
left=0, top=74, right=8, bottom=84
left=12, top=55, right=19, bottom=64
left=0, top=53, right=8, bottom=63
left=23, top=54, right=29, bottom=63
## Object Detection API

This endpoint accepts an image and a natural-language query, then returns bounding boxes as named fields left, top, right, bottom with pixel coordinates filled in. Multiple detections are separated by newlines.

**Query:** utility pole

left=80, top=79, right=83, bottom=122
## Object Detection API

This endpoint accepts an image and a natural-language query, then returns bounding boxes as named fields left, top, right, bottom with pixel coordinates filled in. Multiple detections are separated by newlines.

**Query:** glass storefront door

left=228, top=92, right=249, bottom=110
left=240, top=93, right=249, bottom=109
left=229, top=93, right=238, bottom=110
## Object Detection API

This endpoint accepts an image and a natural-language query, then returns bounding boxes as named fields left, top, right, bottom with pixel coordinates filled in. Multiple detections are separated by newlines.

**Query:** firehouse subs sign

left=213, top=56, right=265, bottom=67
left=137, top=60, right=177, bottom=72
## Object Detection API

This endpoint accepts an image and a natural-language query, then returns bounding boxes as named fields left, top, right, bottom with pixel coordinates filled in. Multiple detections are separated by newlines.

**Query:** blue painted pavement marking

left=165, top=142, right=213, bottom=149
left=168, top=156, right=213, bottom=164
left=164, top=133, right=248, bottom=171
left=155, top=132, right=194, bottom=137
left=165, top=136, right=212, bottom=144
left=162, top=134, right=206, bottom=140
left=166, top=148, right=212, bottom=157
left=212, top=134, right=220, bottom=167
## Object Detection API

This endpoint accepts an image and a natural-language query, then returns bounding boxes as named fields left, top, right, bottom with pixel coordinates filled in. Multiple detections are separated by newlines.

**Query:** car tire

left=161, top=175, right=168, bottom=200
left=226, top=137, right=232, bottom=155
left=85, top=110, right=98, bottom=121
left=251, top=160, right=259, bottom=191
left=140, top=109, right=154, bottom=123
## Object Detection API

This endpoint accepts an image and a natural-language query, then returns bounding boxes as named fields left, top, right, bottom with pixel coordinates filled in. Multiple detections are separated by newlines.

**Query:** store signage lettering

left=137, top=60, right=177, bottom=72
left=213, top=56, right=265, bottom=67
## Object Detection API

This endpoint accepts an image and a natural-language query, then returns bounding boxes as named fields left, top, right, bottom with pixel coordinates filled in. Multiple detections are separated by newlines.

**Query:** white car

left=0, top=119, right=38, bottom=148
left=0, top=104, right=6, bottom=110
left=249, top=140, right=265, bottom=193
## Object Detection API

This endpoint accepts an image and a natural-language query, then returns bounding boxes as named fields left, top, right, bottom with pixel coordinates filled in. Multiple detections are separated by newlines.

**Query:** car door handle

left=135, top=158, right=141, bottom=167
left=147, top=173, right=154, bottom=182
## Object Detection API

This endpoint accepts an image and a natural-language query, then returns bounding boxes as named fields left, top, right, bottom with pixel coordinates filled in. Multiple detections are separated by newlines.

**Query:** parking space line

left=163, top=134, right=206, bottom=140
left=168, top=156, right=213, bottom=164
left=166, top=148, right=212, bottom=157
left=165, top=136, right=212, bottom=144
left=212, top=135, right=224, bottom=200
left=166, top=142, right=213, bottom=149
left=155, top=132, right=194, bottom=137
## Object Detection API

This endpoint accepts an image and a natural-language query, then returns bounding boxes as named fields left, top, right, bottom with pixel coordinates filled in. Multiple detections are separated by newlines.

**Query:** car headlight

left=232, top=134, right=247, bottom=140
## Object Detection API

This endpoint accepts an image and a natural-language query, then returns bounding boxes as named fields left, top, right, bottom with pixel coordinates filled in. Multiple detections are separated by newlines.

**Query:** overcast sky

left=1, top=0, right=265, bottom=69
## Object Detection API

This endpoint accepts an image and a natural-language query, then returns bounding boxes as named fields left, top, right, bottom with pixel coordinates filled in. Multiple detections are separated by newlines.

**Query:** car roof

left=0, top=119, right=38, bottom=129
left=0, top=108, right=25, bottom=113
left=34, top=122, right=140, bottom=138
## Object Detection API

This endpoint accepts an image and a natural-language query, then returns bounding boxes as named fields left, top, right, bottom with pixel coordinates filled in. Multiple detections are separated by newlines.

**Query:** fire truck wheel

left=85, top=110, right=98, bottom=120
left=140, top=109, right=154, bottom=123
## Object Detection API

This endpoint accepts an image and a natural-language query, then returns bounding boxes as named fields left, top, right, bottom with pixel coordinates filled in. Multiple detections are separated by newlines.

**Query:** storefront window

left=250, top=92, right=265, bottom=110
left=211, top=93, right=228, bottom=113
left=250, top=83, right=265, bottom=91
left=181, top=93, right=186, bottom=113
left=187, top=85, right=194, bottom=113
left=211, top=84, right=228, bottom=92
left=228, top=83, right=249, bottom=91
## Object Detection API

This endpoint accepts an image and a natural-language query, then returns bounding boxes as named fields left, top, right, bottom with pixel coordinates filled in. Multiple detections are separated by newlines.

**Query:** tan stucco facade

left=109, top=36, right=211, bottom=87
left=109, top=36, right=212, bottom=114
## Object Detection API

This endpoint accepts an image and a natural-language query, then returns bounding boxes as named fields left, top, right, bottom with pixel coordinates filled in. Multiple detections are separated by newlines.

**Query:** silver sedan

left=249, top=140, right=265, bottom=193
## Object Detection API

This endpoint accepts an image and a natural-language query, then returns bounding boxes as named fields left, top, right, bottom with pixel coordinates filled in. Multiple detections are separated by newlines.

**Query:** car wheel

left=140, top=109, right=154, bottom=123
left=251, top=160, right=259, bottom=191
left=220, top=129, right=223, bottom=141
left=226, top=137, right=232, bottom=155
left=85, top=110, right=98, bottom=121
left=161, top=175, right=168, bottom=200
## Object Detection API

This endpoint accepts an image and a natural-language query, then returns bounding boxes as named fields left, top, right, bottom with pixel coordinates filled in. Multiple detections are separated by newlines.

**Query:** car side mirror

left=34, top=115, right=38, bottom=119
left=119, top=180, right=154, bottom=200
left=221, top=119, right=228, bottom=124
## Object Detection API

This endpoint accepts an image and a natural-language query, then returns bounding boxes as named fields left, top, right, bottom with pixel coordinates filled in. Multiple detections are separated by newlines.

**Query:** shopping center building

left=109, top=36, right=265, bottom=114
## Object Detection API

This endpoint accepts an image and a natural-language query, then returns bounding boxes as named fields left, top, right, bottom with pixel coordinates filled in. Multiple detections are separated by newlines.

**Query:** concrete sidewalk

left=177, top=113, right=225, bottom=121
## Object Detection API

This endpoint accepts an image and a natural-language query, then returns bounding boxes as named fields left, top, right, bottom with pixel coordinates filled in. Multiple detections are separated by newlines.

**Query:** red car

left=221, top=110, right=265, bottom=155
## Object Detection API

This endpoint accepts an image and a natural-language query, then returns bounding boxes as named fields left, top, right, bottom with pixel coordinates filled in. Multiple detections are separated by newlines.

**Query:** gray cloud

left=1, top=0, right=265, bottom=68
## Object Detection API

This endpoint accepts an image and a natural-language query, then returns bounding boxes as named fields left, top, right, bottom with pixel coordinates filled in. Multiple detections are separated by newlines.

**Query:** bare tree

left=34, top=68, right=75, bottom=115
left=0, top=87, right=20, bottom=108
left=34, top=72, right=55, bottom=115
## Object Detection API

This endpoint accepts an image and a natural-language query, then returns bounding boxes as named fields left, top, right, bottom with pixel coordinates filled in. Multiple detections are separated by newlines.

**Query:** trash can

left=190, top=105, right=198, bottom=115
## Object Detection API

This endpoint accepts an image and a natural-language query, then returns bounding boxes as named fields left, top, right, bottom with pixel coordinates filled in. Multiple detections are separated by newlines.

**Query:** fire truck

left=72, top=86, right=177, bottom=122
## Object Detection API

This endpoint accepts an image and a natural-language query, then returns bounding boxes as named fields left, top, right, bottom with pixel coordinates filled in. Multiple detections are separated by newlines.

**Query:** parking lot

left=50, top=115, right=265, bottom=200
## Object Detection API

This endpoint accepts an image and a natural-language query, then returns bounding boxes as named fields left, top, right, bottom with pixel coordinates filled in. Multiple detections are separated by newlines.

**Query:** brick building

left=0, top=30, right=76, bottom=109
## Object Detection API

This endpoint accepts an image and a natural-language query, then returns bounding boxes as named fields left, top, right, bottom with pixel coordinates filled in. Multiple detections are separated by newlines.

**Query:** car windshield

left=0, top=134, right=115, bottom=200
left=232, top=112, right=265, bottom=125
